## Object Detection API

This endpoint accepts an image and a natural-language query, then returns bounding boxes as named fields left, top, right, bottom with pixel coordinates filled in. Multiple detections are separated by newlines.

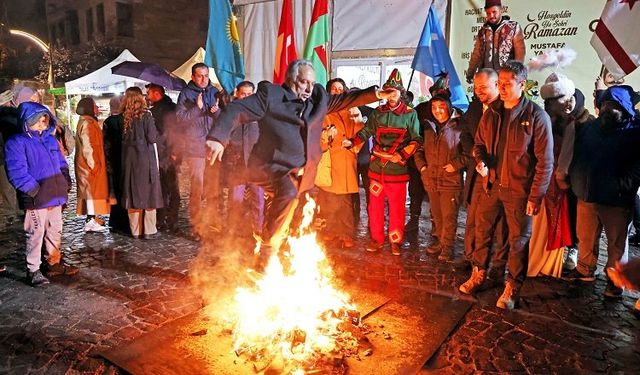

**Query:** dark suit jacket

left=207, top=82, right=379, bottom=193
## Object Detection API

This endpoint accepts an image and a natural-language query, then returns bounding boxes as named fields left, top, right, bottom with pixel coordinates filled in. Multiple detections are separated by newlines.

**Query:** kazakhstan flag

left=204, top=0, right=245, bottom=94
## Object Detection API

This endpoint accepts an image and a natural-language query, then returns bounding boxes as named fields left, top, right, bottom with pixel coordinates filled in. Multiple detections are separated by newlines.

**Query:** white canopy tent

left=64, top=49, right=146, bottom=128
left=172, top=47, right=220, bottom=88
left=64, top=49, right=146, bottom=95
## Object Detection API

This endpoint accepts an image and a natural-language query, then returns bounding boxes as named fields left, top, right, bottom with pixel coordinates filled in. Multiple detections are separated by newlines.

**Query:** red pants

left=368, top=179, right=407, bottom=244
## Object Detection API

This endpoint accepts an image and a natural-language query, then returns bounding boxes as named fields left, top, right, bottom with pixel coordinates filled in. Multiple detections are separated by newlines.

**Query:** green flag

left=303, top=0, right=329, bottom=86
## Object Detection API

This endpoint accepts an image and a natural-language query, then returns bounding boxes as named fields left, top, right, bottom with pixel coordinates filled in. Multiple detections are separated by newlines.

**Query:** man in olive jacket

left=206, top=60, right=391, bottom=270
left=459, top=61, right=553, bottom=310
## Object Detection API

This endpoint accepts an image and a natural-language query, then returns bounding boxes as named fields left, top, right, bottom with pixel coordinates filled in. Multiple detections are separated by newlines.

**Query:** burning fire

left=232, top=196, right=358, bottom=372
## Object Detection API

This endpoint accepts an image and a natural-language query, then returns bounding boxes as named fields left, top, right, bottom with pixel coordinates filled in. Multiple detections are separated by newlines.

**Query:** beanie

left=540, top=72, right=576, bottom=100
left=485, top=0, right=502, bottom=8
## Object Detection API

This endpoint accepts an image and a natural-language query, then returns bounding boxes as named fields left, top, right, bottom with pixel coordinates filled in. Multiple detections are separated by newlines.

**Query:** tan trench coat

left=74, top=115, right=111, bottom=215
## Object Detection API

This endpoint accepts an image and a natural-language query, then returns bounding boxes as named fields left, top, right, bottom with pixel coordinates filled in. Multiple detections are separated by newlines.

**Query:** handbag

left=315, top=150, right=332, bottom=187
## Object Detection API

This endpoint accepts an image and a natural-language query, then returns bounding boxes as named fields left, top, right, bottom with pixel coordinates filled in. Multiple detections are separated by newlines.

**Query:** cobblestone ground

left=0, top=169, right=638, bottom=374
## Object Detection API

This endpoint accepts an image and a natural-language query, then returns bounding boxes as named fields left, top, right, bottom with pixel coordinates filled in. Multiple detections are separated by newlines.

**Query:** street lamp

left=5, top=27, right=54, bottom=88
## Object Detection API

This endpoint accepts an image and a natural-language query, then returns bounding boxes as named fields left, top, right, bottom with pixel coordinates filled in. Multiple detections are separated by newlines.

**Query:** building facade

left=45, top=0, right=208, bottom=70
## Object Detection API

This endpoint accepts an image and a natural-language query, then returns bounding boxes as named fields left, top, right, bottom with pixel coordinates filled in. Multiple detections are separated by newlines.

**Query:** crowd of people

left=0, top=0, right=638, bottom=315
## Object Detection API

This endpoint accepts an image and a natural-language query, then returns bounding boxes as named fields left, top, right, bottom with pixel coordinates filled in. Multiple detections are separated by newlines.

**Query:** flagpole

left=407, top=69, right=416, bottom=91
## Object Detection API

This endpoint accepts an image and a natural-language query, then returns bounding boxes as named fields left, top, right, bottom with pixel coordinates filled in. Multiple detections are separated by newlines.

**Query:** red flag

left=273, top=0, right=297, bottom=84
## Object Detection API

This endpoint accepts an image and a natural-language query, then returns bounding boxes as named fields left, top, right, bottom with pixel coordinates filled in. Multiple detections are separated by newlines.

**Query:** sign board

left=449, top=0, right=640, bottom=106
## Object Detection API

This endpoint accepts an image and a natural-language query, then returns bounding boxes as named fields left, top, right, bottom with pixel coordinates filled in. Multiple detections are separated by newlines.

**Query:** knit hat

left=429, top=72, right=451, bottom=99
left=540, top=72, right=575, bottom=100
left=383, top=69, right=405, bottom=91
left=76, top=97, right=97, bottom=118
left=485, top=0, right=502, bottom=8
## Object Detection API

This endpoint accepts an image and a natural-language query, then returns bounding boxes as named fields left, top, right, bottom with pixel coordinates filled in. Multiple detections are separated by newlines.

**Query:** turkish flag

left=273, top=0, right=297, bottom=84
left=591, top=0, right=640, bottom=79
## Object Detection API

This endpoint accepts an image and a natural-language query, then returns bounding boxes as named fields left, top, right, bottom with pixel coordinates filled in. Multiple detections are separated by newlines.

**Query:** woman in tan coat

left=317, top=79, right=365, bottom=248
left=75, top=97, right=112, bottom=232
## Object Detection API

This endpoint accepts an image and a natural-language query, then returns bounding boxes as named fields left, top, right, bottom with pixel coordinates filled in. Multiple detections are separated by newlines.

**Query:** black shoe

left=366, top=240, right=383, bottom=252
left=43, top=262, right=79, bottom=277
left=27, top=270, right=50, bottom=286
left=562, top=268, right=596, bottom=282
left=604, top=279, right=624, bottom=298
left=391, top=242, right=401, bottom=256
left=144, top=232, right=162, bottom=240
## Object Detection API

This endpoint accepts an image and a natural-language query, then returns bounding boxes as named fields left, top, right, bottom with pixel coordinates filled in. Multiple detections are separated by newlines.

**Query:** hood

left=17, top=101, right=55, bottom=135
left=603, top=85, right=637, bottom=119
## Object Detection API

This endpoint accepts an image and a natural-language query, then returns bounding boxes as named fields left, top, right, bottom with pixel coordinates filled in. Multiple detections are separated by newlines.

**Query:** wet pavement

left=0, top=172, right=638, bottom=374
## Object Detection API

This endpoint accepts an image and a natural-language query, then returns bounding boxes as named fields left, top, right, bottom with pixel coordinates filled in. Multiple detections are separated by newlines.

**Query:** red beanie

left=485, top=0, right=502, bottom=8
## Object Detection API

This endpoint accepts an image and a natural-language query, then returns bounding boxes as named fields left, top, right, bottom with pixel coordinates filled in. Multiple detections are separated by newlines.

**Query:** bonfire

left=231, top=196, right=372, bottom=374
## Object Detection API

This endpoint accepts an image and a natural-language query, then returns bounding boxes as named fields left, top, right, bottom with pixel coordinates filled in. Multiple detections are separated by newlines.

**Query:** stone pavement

left=0, top=180, right=639, bottom=374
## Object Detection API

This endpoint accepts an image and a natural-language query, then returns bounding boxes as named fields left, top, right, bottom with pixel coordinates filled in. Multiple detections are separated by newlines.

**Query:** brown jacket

left=473, top=96, right=554, bottom=205
left=74, top=115, right=109, bottom=202
left=466, top=16, right=525, bottom=82
left=319, top=108, right=364, bottom=194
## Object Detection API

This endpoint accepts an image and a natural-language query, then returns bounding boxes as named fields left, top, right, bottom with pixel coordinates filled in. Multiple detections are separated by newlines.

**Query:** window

left=96, top=3, right=105, bottom=34
left=86, top=8, right=94, bottom=41
left=66, top=10, right=80, bottom=45
left=116, top=2, right=134, bottom=37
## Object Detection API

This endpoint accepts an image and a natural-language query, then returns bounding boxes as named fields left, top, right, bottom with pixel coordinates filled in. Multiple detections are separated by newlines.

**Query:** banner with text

left=450, top=0, right=640, bottom=105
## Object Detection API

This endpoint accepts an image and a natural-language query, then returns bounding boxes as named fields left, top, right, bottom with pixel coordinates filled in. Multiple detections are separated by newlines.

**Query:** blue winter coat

left=176, top=81, right=219, bottom=158
left=4, top=102, right=70, bottom=209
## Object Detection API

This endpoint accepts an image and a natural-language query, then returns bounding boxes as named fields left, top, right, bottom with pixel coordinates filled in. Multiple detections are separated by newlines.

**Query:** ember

left=229, top=196, right=373, bottom=374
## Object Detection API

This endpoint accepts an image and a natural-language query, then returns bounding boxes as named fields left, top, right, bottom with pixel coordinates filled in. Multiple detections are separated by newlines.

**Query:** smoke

left=528, top=48, right=577, bottom=72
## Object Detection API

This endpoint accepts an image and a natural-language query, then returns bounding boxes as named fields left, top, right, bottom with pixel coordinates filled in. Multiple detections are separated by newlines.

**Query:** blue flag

left=411, top=6, right=468, bottom=110
left=204, top=0, right=245, bottom=93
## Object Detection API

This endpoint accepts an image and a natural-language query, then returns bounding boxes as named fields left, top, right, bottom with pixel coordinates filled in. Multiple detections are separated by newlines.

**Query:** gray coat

left=121, top=112, right=163, bottom=209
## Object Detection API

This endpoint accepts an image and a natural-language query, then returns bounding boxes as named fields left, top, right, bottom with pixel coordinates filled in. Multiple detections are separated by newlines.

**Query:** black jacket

left=414, top=111, right=469, bottom=192
left=474, top=96, right=554, bottom=205
left=570, top=117, right=640, bottom=207
left=208, top=82, right=379, bottom=193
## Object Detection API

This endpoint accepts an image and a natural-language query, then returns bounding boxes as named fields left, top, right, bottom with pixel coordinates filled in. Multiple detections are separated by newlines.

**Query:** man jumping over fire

left=206, top=59, right=394, bottom=271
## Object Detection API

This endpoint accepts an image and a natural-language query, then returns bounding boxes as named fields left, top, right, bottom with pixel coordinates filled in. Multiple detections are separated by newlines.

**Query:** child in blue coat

left=4, top=102, right=78, bottom=286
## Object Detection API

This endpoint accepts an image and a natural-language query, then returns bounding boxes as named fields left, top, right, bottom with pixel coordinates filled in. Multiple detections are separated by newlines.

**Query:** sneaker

left=629, top=233, right=640, bottom=246
left=43, top=262, right=79, bottom=277
left=366, top=240, right=383, bottom=253
left=459, top=266, right=486, bottom=295
left=496, top=281, right=520, bottom=310
left=94, top=217, right=106, bottom=226
left=144, top=232, right=161, bottom=240
left=604, top=279, right=624, bottom=299
left=390, top=242, right=401, bottom=256
left=563, top=247, right=578, bottom=270
left=84, top=218, right=107, bottom=232
left=438, top=247, right=453, bottom=262
left=562, top=268, right=596, bottom=282
left=27, top=270, right=50, bottom=287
